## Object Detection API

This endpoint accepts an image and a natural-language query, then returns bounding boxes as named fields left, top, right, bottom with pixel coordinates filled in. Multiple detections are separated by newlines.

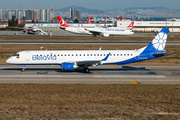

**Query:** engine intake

left=62, top=62, right=78, bottom=71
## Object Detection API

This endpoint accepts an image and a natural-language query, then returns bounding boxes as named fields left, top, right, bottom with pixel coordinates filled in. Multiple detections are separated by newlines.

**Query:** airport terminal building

left=115, top=19, right=180, bottom=32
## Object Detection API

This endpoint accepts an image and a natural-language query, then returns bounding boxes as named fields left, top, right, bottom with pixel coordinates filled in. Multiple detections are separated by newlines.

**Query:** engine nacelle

left=61, top=62, right=78, bottom=71
left=103, top=33, right=109, bottom=37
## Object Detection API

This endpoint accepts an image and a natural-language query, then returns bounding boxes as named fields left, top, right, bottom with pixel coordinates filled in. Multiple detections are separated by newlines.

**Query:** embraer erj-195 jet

left=6, top=28, right=170, bottom=73
left=57, top=16, right=93, bottom=35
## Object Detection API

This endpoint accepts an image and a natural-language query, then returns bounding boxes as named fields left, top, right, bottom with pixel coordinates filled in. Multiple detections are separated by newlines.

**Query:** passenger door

left=25, top=51, right=30, bottom=61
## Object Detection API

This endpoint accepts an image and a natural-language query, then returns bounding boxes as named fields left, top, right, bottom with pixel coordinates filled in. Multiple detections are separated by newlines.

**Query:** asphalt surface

left=0, top=65, right=179, bottom=84
left=0, top=30, right=156, bottom=37
left=0, top=40, right=180, bottom=45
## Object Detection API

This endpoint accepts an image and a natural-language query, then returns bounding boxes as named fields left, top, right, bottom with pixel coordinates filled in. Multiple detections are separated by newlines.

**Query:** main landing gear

left=22, top=68, right=25, bottom=72
left=84, top=68, right=90, bottom=73
left=21, top=65, right=25, bottom=72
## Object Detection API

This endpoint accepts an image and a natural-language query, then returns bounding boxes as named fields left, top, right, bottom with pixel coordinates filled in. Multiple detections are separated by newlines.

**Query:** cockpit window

left=13, top=54, right=19, bottom=56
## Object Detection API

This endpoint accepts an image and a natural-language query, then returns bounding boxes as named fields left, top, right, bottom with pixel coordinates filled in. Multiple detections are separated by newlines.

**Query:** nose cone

left=6, top=58, right=11, bottom=64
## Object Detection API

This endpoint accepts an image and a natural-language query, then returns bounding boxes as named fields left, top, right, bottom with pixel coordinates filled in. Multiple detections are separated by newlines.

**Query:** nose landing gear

left=84, top=68, right=90, bottom=73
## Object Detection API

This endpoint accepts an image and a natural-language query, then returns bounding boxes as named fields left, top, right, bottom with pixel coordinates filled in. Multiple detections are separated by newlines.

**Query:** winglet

left=101, top=53, right=111, bottom=61
left=98, top=47, right=102, bottom=50
left=127, top=21, right=134, bottom=28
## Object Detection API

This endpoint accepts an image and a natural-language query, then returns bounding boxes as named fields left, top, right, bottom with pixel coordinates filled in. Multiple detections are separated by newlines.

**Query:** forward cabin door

left=25, top=51, right=30, bottom=61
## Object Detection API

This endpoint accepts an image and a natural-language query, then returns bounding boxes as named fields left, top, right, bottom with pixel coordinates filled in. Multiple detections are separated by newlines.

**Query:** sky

left=0, top=0, right=180, bottom=10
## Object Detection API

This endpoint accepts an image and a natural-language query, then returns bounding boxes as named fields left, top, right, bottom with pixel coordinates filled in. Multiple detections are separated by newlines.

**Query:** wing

left=77, top=52, right=111, bottom=67
left=37, top=28, right=48, bottom=35
left=62, top=53, right=111, bottom=67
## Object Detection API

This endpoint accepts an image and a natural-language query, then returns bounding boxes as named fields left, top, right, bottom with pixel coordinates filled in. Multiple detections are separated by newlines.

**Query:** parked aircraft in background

left=85, top=21, right=134, bottom=37
left=85, top=17, right=93, bottom=23
left=8, top=15, right=48, bottom=35
left=18, top=19, right=22, bottom=24
left=57, top=16, right=92, bottom=35
left=6, top=28, right=170, bottom=73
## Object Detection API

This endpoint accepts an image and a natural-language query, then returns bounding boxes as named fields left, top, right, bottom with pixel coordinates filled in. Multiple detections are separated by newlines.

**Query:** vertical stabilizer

left=127, top=22, right=134, bottom=28
left=18, top=19, right=22, bottom=24
left=141, top=28, right=169, bottom=54
left=86, top=17, right=92, bottom=23
left=57, top=16, right=70, bottom=27
left=34, top=15, right=36, bottom=25
left=119, top=16, right=122, bottom=21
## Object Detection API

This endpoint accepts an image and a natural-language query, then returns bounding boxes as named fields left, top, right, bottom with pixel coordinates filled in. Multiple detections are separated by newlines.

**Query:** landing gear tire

left=84, top=68, right=90, bottom=73
left=22, top=68, right=25, bottom=72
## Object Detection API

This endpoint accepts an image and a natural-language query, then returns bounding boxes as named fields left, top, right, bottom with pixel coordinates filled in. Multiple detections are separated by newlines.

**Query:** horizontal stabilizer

left=152, top=51, right=173, bottom=56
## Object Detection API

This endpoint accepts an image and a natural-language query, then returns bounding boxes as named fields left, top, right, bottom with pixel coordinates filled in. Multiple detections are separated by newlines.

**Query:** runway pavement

left=0, top=40, right=180, bottom=45
left=0, top=65, right=179, bottom=84
left=0, top=30, right=156, bottom=37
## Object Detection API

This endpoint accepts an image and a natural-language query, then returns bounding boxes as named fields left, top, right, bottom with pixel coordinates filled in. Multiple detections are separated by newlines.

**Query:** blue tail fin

left=142, top=28, right=169, bottom=54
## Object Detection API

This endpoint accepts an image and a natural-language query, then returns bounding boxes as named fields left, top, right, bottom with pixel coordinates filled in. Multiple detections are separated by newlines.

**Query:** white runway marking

left=0, top=74, right=167, bottom=78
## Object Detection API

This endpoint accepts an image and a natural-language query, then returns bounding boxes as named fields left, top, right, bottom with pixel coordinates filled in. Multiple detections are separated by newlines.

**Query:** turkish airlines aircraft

left=57, top=16, right=92, bottom=35
left=6, top=28, right=170, bottom=73
left=85, top=22, right=134, bottom=37
left=85, top=17, right=93, bottom=23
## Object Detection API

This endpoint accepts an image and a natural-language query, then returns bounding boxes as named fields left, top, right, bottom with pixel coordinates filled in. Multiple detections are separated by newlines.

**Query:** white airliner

left=9, top=15, right=48, bottom=35
left=85, top=22, right=134, bottom=37
left=6, top=28, right=170, bottom=73
left=57, top=16, right=93, bottom=35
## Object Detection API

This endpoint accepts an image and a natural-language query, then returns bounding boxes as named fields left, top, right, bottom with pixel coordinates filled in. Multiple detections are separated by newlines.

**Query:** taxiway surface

left=0, top=40, right=180, bottom=45
left=0, top=31, right=156, bottom=37
left=0, top=65, right=179, bottom=84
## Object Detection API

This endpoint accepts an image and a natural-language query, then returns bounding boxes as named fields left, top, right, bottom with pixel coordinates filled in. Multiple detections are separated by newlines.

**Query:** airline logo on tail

left=34, top=15, right=36, bottom=25
left=127, top=22, right=134, bottom=28
left=18, top=19, right=22, bottom=24
left=57, top=16, right=70, bottom=27
left=86, top=17, right=92, bottom=23
left=119, top=16, right=122, bottom=21
left=152, top=30, right=168, bottom=51
left=141, top=28, right=169, bottom=54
